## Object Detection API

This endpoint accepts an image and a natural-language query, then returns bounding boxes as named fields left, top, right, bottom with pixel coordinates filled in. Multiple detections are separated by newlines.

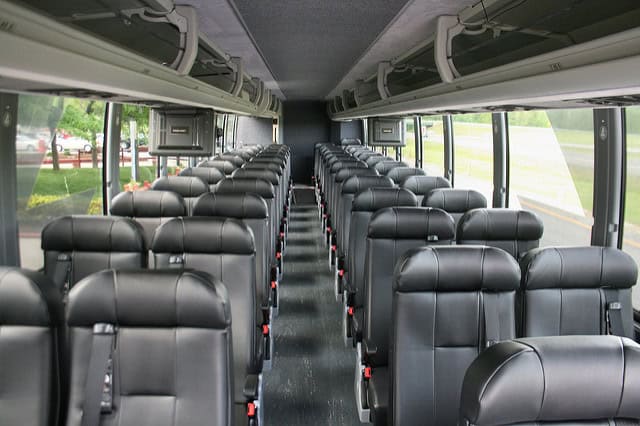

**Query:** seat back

left=197, top=159, right=239, bottom=176
left=41, top=216, right=146, bottom=293
left=423, top=188, right=487, bottom=227
left=363, top=207, right=455, bottom=367
left=460, top=335, right=640, bottom=426
left=110, top=190, right=187, bottom=249
left=216, top=154, right=245, bottom=167
left=347, top=188, right=417, bottom=312
left=0, top=267, right=64, bottom=426
left=519, top=246, right=637, bottom=338
left=231, top=169, right=281, bottom=222
left=179, top=167, right=225, bottom=191
left=457, top=209, right=544, bottom=258
left=385, top=166, right=427, bottom=185
left=337, top=175, right=395, bottom=259
left=391, top=246, right=520, bottom=426
left=331, top=167, right=379, bottom=234
left=66, top=269, right=233, bottom=426
left=151, top=176, right=209, bottom=215
left=366, top=156, right=393, bottom=168
left=401, top=175, right=451, bottom=204
left=151, top=217, right=261, bottom=405
left=374, top=160, right=407, bottom=175
left=193, top=192, right=271, bottom=310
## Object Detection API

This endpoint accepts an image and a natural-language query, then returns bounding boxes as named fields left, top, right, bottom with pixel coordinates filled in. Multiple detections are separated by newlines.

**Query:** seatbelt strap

left=81, top=323, right=116, bottom=426
left=483, top=293, right=501, bottom=348
left=53, top=253, right=72, bottom=294
left=605, top=292, right=624, bottom=336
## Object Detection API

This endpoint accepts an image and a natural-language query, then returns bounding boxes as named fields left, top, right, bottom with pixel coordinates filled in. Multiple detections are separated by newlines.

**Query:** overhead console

left=330, top=0, right=640, bottom=119
left=367, top=118, right=405, bottom=147
left=0, top=0, right=281, bottom=117
left=149, top=107, right=214, bottom=157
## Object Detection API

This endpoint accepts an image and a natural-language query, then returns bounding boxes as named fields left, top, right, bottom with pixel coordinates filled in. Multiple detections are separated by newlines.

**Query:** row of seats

left=313, top=141, right=640, bottom=426
left=27, top=143, right=291, bottom=426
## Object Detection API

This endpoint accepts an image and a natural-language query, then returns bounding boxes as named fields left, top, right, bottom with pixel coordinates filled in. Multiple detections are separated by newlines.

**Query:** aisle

left=263, top=187, right=360, bottom=425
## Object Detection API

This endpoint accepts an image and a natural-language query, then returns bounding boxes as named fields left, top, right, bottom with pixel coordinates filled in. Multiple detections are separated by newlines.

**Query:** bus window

left=421, top=115, right=445, bottom=176
left=402, top=118, right=416, bottom=166
left=215, top=113, right=225, bottom=154
left=225, top=114, right=237, bottom=150
left=119, top=105, right=156, bottom=191
left=16, top=95, right=106, bottom=269
left=453, top=113, right=493, bottom=204
left=623, top=106, right=640, bottom=309
left=509, top=109, right=594, bottom=246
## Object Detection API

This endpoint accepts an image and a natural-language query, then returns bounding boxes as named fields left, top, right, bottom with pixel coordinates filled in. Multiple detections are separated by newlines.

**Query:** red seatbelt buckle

left=348, top=306, right=354, bottom=316
left=280, top=232, right=285, bottom=238
left=247, top=402, right=256, bottom=418
left=262, top=324, right=269, bottom=335
left=363, top=366, right=372, bottom=380
left=338, top=269, right=344, bottom=277
left=276, top=251, right=282, bottom=259
left=322, top=213, right=327, bottom=219
left=271, top=280, right=277, bottom=289
left=326, top=227, right=332, bottom=233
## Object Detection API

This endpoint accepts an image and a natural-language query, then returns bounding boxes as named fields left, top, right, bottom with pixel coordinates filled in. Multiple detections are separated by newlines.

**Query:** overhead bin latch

left=376, top=61, right=393, bottom=99
left=434, top=15, right=463, bottom=83
left=121, top=5, right=198, bottom=75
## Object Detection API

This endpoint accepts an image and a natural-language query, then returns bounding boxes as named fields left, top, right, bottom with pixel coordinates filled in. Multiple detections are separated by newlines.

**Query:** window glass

left=215, top=113, right=225, bottom=154
left=387, top=146, right=397, bottom=161
left=509, top=109, right=594, bottom=246
left=623, top=106, right=640, bottom=309
left=119, top=105, right=156, bottom=191
left=422, top=115, right=445, bottom=176
left=453, top=113, right=493, bottom=204
left=225, top=114, right=237, bottom=150
left=17, top=95, right=105, bottom=269
left=402, top=118, right=416, bottom=167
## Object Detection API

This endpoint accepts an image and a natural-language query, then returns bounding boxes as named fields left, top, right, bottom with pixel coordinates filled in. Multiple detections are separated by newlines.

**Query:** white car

left=16, top=134, right=43, bottom=152
left=55, top=136, right=94, bottom=153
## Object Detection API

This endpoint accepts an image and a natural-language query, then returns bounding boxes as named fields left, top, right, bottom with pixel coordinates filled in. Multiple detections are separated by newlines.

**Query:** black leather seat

left=422, top=188, right=487, bottom=228
left=345, top=188, right=417, bottom=345
left=197, top=159, right=239, bottom=176
left=0, top=267, right=64, bottom=426
left=334, top=176, right=395, bottom=299
left=366, top=156, right=393, bottom=168
left=41, top=216, right=146, bottom=293
left=457, top=208, right=544, bottom=258
left=179, top=166, right=225, bottom=191
left=387, top=245, right=520, bottom=426
left=401, top=175, right=451, bottom=204
left=151, top=217, right=264, bottom=422
left=109, top=190, right=187, bottom=250
left=374, top=160, right=407, bottom=176
left=460, top=335, right=640, bottom=426
left=65, top=269, right=234, bottom=426
left=360, top=207, right=455, bottom=424
left=216, top=154, right=246, bottom=167
left=385, top=166, right=426, bottom=185
left=151, top=176, right=209, bottom=215
left=519, top=246, right=638, bottom=338
left=227, top=150, right=253, bottom=161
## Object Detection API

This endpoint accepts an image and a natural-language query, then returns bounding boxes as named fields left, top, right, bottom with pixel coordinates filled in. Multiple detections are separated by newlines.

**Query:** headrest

left=192, top=192, right=268, bottom=219
left=232, top=168, right=279, bottom=185
left=520, top=246, right=638, bottom=290
left=215, top=154, right=245, bottom=167
left=366, top=156, right=393, bottom=167
left=374, top=160, right=408, bottom=175
left=358, top=152, right=381, bottom=161
left=41, top=216, right=144, bottom=252
left=0, top=267, right=63, bottom=326
left=423, top=188, right=487, bottom=212
left=110, top=190, right=187, bottom=217
left=67, top=269, right=231, bottom=329
left=367, top=207, right=455, bottom=241
left=179, top=167, right=225, bottom=185
left=401, top=175, right=451, bottom=195
left=152, top=217, right=255, bottom=255
left=326, top=155, right=352, bottom=167
left=460, top=335, right=640, bottom=425
left=457, top=209, right=544, bottom=241
left=250, top=157, right=285, bottom=167
left=352, top=188, right=417, bottom=212
left=243, top=162, right=283, bottom=175
left=385, top=167, right=427, bottom=184
left=225, top=151, right=252, bottom=161
left=354, top=150, right=374, bottom=160
left=394, top=246, right=520, bottom=292
left=197, top=160, right=238, bottom=174
left=335, top=167, right=378, bottom=183
left=151, top=176, right=209, bottom=197
left=214, top=178, right=275, bottom=199
left=342, top=176, right=395, bottom=194
left=330, top=160, right=367, bottom=174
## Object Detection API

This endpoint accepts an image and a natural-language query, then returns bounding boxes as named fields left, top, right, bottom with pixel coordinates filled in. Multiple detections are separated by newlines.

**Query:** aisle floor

left=263, top=187, right=361, bottom=425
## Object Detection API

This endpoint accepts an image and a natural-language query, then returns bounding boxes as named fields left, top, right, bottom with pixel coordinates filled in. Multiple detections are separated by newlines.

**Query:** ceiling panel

left=229, top=0, right=410, bottom=100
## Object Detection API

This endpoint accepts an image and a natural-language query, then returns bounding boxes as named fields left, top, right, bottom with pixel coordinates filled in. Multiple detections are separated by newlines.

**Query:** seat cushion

left=368, top=367, right=389, bottom=426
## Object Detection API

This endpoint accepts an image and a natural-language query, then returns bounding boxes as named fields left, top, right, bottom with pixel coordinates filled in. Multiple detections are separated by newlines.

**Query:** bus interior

left=2, top=0, right=640, bottom=425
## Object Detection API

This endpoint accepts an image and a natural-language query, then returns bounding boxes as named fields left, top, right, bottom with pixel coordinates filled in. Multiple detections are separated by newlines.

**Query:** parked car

left=16, top=133, right=45, bottom=152
left=55, top=135, right=94, bottom=153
